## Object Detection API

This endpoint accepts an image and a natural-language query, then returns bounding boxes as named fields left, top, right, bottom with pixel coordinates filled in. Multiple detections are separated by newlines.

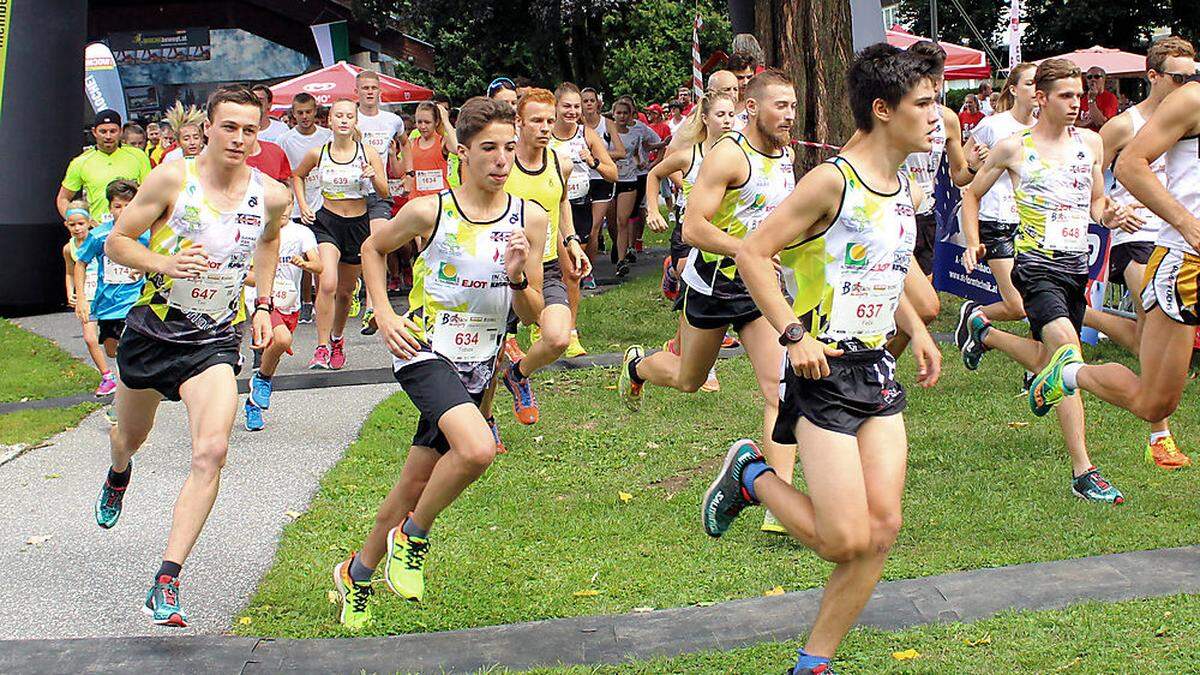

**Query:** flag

left=84, top=42, right=128, bottom=120
left=311, top=21, right=350, bottom=68
left=1008, top=0, right=1022, bottom=68
left=692, top=13, right=703, bottom=99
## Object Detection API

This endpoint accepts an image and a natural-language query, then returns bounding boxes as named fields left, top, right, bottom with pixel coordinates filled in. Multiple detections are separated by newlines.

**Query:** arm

left=106, top=163, right=208, bottom=278
left=291, top=148, right=320, bottom=224
left=644, top=149, right=689, bottom=233
left=959, top=136, right=1019, bottom=272
left=1099, top=112, right=1131, bottom=171
left=605, top=119, right=627, bottom=160
left=361, top=196, right=438, bottom=357
left=296, top=246, right=324, bottom=276
left=513, top=206, right=548, bottom=325
left=398, top=132, right=415, bottom=194
left=73, top=260, right=89, bottom=320
left=943, top=109, right=974, bottom=187
left=58, top=158, right=83, bottom=218
left=681, top=139, right=749, bottom=256
left=894, top=280, right=940, bottom=387
left=363, top=146, right=390, bottom=198
left=1086, top=131, right=1142, bottom=232
left=439, top=107, right=458, bottom=154
left=584, top=127, right=618, bottom=182
left=247, top=182, right=290, bottom=348
left=556, top=156, right=591, bottom=278
left=63, top=245, right=76, bottom=307
left=56, top=187, right=79, bottom=219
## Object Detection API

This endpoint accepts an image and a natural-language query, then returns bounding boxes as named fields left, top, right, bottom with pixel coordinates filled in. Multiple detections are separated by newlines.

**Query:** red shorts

left=271, top=309, right=299, bottom=333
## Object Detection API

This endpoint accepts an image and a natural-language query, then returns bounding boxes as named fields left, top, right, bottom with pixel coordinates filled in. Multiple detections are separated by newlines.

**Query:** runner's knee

left=869, top=511, right=903, bottom=553
left=539, top=324, right=571, bottom=354
left=190, top=436, right=229, bottom=476
left=455, top=434, right=496, bottom=473
left=1135, top=392, right=1181, bottom=424
left=814, top=524, right=872, bottom=563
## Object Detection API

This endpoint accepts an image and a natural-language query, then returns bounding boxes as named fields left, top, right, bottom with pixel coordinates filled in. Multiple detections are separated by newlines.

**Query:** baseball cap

left=94, top=109, right=122, bottom=128
left=644, top=103, right=664, bottom=115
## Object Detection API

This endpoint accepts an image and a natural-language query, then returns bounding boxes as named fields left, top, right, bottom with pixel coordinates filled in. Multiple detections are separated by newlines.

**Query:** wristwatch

left=563, top=234, right=581, bottom=247
left=509, top=275, right=529, bottom=290
left=778, top=322, right=806, bottom=346
left=254, top=297, right=274, bottom=314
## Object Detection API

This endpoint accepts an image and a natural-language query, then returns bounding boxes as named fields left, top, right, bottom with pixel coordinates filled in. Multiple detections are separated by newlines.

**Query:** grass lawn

left=0, top=318, right=98, bottom=402
left=0, top=404, right=99, bottom=447
left=523, top=594, right=1200, bottom=673
left=238, top=276, right=1200, bottom=639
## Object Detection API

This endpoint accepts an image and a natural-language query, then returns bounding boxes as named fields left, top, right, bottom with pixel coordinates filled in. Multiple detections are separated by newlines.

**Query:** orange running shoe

left=503, top=336, right=525, bottom=364
left=1146, top=435, right=1191, bottom=470
left=721, top=333, right=740, bottom=349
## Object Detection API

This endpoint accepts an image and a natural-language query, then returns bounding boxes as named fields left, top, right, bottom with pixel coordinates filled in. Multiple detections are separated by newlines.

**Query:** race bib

left=272, top=276, right=299, bottom=312
left=1044, top=208, right=1088, bottom=253
left=830, top=274, right=902, bottom=338
left=566, top=170, right=590, bottom=200
left=416, top=169, right=445, bottom=193
left=167, top=269, right=241, bottom=318
left=84, top=268, right=98, bottom=303
left=104, top=261, right=141, bottom=285
left=387, top=178, right=406, bottom=198
left=431, top=311, right=502, bottom=362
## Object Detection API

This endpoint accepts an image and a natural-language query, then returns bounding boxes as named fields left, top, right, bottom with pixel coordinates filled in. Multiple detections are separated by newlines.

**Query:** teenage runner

left=700, top=44, right=943, bottom=675
left=617, top=70, right=798, bottom=530
left=162, top=103, right=206, bottom=163
left=580, top=87, right=627, bottom=269
left=278, top=92, right=332, bottom=324
left=1076, top=38, right=1196, bottom=469
left=959, top=62, right=1038, bottom=322
left=63, top=202, right=109, bottom=394
left=94, top=86, right=291, bottom=626
left=725, top=53, right=755, bottom=130
left=487, top=77, right=519, bottom=109
left=610, top=97, right=658, bottom=277
left=957, top=59, right=1142, bottom=504
left=332, top=97, right=546, bottom=627
left=1028, top=45, right=1200, bottom=457
left=292, top=99, right=389, bottom=370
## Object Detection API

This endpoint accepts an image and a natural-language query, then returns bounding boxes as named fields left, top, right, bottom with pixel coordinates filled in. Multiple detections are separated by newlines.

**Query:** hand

left=566, top=240, right=592, bottom=278
left=910, top=329, right=942, bottom=388
left=299, top=204, right=315, bottom=225
left=376, top=310, right=424, bottom=359
left=361, top=163, right=376, bottom=180
left=968, top=143, right=987, bottom=171
left=962, top=243, right=986, bottom=273
left=403, top=176, right=416, bottom=196
left=1103, top=201, right=1145, bottom=234
left=66, top=292, right=76, bottom=309
left=250, top=308, right=273, bottom=350
left=646, top=209, right=668, bottom=233
left=504, top=227, right=530, bottom=280
left=787, top=334, right=844, bottom=380
left=578, top=144, right=595, bottom=168
left=160, top=244, right=209, bottom=279
left=75, top=300, right=89, bottom=322
left=288, top=254, right=307, bottom=269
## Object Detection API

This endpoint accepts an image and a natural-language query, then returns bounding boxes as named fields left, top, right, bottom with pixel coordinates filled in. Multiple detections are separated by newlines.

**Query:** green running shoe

left=143, top=575, right=188, bottom=627
left=384, top=527, right=428, bottom=601
left=95, top=469, right=129, bottom=529
left=348, top=278, right=363, bottom=318
left=360, top=308, right=377, bottom=335
left=701, top=439, right=764, bottom=537
left=333, top=555, right=373, bottom=630
left=1029, top=345, right=1082, bottom=417
left=618, top=345, right=644, bottom=412
left=1072, top=467, right=1125, bottom=505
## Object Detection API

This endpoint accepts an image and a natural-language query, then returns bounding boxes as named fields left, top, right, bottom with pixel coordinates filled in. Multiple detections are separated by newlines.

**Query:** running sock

left=793, top=649, right=831, bottom=672
left=401, top=516, right=429, bottom=540
left=1061, top=362, right=1083, bottom=391
left=512, top=360, right=528, bottom=380
left=156, top=560, right=182, bottom=580
left=108, top=464, right=132, bottom=489
left=740, top=459, right=775, bottom=502
left=256, top=371, right=272, bottom=382
left=628, top=356, right=645, bottom=385
left=1150, top=430, right=1172, bottom=444
left=348, top=554, right=375, bottom=583
left=331, top=334, right=342, bottom=343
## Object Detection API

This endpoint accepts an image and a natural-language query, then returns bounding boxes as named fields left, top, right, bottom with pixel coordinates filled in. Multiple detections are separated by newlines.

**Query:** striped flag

left=692, top=13, right=703, bottom=99
left=1007, top=0, right=1022, bottom=68
left=311, top=21, right=350, bottom=68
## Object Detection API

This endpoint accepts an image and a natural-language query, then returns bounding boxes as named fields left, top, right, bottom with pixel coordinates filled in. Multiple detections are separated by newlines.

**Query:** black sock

left=108, top=464, right=132, bottom=489
left=156, top=560, right=182, bottom=580
left=512, top=360, right=526, bottom=380
left=256, top=371, right=271, bottom=382
left=628, top=356, right=645, bottom=385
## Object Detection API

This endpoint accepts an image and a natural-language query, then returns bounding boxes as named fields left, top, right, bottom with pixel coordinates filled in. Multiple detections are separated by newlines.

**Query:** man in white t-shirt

left=277, top=92, right=332, bottom=322
left=251, top=84, right=291, bottom=143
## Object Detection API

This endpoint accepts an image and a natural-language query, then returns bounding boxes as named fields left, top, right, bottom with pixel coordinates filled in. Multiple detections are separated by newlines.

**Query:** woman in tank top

left=409, top=101, right=458, bottom=199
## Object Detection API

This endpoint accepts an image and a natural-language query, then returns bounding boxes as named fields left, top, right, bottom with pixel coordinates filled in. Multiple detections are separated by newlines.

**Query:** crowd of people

left=51, top=29, right=1200, bottom=674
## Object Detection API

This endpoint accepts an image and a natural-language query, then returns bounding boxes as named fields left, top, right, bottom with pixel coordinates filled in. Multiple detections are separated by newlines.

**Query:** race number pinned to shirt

left=432, top=310, right=502, bottom=362
left=1044, top=206, right=1089, bottom=253
left=415, top=169, right=445, bottom=193
left=167, top=269, right=241, bottom=318
left=272, top=276, right=299, bottom=313
left=829, top=277, right=901, bottom=338
left=104, top=261, right=141, bottom=285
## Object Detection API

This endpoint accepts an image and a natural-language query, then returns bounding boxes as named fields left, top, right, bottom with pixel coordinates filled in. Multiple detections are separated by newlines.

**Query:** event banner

left=84, top=42, right=127, bottom=119
left=108, top=28, right=210, bottom=66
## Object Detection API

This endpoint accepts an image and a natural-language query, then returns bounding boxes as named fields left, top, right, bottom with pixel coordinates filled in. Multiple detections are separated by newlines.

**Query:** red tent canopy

left=269, top=62, right=432, bottom=112
left=1035, top=46, right=1146, bottom=77
left=886, top=26, right=991, bottom=81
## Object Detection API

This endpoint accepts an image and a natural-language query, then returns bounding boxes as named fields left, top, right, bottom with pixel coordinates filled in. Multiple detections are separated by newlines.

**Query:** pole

left=929, top=0, right=939, bottom=43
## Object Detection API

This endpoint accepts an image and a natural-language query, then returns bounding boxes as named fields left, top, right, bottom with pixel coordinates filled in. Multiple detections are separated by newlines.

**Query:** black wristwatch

left=509, top=275, right=529, bottom=290
left=589, top=157, right=600, bottom=169
left=254, top=296, right=274, bottom=314
left=778, top=322, right=806, bottom=346
left=563, top=234, right=581, bottom=247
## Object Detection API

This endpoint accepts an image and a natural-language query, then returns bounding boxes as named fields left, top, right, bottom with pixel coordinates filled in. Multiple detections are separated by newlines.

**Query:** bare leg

left=887, top=272, right=939, bottom=357
left=981, top=325, right=1050, bottom=372
left=358, top=446, right=441, bottom=569
left=409, top=403, right=496, bottom=530
left=110, top=382, right=163, bottom=471
left=258, top=325, right=293, bottom=376
left=615, top=191, right=636, bottom=259
left=520, top=305, right=572, bottom=375
left=332, top=263, right=360, bottom=338
left=633, top=319, right=724, bottom=392
left=314, top=243, right=342, bottom=346
left=738, top=317, right=794, bottom=483
left=980, top=257, right=1026, bottom=321
left=83, top=320, right=109, bottom=373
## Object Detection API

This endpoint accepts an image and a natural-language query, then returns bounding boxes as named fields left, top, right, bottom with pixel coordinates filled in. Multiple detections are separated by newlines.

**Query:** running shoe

left=308, top=344, right=331, bottom=370
left=635, top=239, right=644, bottom=253
left=529, top=324, right=543, bottom=347
left=792, top=663, right=836, bottom=674
left=94, top=472, right=128, bottom=529
left=615, top=258, right=631, bottom=278
left=333, top=555, right=373, bottom=630
left=360, top=308, right=377, bottom=336
left=503, top=336, right=526, bottom=364
left=581, top=274, right=598, bottom=291
left=1029, top=344, right=1082, bottom=417
left=388, top=276, right=401, bottom=294
left=700, top=365, right=720, bottom=392
left=249, top=372, right=273, bottom=409
left=329, top=337, right=347, bottom=370
left=95, top=371, right=117, bottom=397
left=721, top=333, right=740, bottom=350
left=244, top=399, right=265, bottom=432
left=761, top=509, right=787, bottom=534
left=348, top=279, right=363, bottom=318
left=956, top=300, right=990, bottom=371
left=487, top=416, right=507, bottom=455
left=701, top=439, right=764, bottom=537
left=618, top=345, right=644, bottom=412
left=502, top=362, right=539, bottom=425
left=661, top=257, right=680, bottom=300
left=1147, top=435, right=1191, bottom=470
left=385, top=526, right=429, bottom=601
left=1020, top=371, right=1035, bottom=396
left=143, top=575, right=188, bottom=627
left=626, top=247, right=638, bottom=263
left=104, top=406, right=118, bottom=426
left=1071, top=467, right=1125, bottom=504
left=565, top=330, right=588, bottom=358
left=298, top=303, right=314, bottom=324
left=662, top=338, right=679, bottom=355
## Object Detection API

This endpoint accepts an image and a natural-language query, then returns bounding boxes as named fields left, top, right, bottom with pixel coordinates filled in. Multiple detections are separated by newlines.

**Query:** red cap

left=644, top=103, right=664, bottom=115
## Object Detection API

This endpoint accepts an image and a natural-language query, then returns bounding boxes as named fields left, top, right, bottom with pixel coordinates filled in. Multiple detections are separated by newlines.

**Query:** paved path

left=2, top=546, right=1197, bottom=673
left=0, top=383, right=392, bottom=640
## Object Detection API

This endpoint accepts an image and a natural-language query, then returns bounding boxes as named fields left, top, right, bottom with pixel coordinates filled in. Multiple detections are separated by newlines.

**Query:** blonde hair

left=995, top=62, right=1036, bottom=113
left=676, top=91, right=736, bottom=146
left=416, top=100, right=446, bottom=137
left=164, top=101, right=205, bottom=134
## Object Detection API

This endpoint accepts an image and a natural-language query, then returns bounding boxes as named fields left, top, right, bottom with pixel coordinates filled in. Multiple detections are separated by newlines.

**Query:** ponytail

left=677, top=91, right=736, bottom=146
left=995, top=63, right=1036, bottom=114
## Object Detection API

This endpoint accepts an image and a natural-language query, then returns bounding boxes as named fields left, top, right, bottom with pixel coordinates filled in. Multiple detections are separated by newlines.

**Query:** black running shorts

left=311, top=207, right=371, bottom=265
left=1012, top=264, right=1088, bottom=341
left=773, top=348, right=906, bottom=439
left=681, top=285, right=762, bottom=332
left=393, top=358, right=484, bottom=454
left=1108, top=241, right=1154, bottom=287
left=117, top=329, right=241, bottom=402
left=914, top=211, right=937, bottom=276
left=978, top=219, right=1017, bottom=261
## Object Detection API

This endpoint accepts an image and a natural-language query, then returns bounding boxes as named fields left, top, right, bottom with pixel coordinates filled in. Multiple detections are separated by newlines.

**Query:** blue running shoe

left=244, top=400, right=265, bottom=432
left=701, top=439, right=764, bottom=537
left=144, top=575, right=188, bottom=627
left=249, top=372, right=273, bottom=409
left=94, top=473, right=128, bottom=529
left=501, top=362, right=539, bottom=425
left=1072, top=467, right=1125, bottom=505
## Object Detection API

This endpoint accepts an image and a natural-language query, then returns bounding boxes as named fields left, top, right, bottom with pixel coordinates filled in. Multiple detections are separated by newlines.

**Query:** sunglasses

left=1085, top=74, right=1104, bottom=80
left=1161, top=72, right=1194, bottom=86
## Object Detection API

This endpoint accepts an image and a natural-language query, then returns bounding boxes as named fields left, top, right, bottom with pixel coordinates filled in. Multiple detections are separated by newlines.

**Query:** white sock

left=1061, top=362, right=1082, bottom=391
left=331, top=334, right=342, bottom=342
left=1150, top=430, right=1171, bottom=444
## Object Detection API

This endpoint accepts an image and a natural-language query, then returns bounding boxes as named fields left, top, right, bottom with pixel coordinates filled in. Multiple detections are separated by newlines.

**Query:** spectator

left=1078, top=66, right=1118, bottom=131
left=731, top=33, right=766, bottom=73
left=56, top=109, right=151, bottom=219
left=978, top=80, right=994, bottom=115
left=958, top=94, right=985, bottom=139
left=122, top=123, right=147, bottom=150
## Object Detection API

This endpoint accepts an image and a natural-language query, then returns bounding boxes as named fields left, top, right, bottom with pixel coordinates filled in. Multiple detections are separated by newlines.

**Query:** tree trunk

left=754, top=0, right=855, bottom=172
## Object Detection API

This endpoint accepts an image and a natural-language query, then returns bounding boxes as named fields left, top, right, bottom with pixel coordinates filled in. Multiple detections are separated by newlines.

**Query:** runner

left=699, top=44, right=942, bottom=674
left=609, top=96, right=660, bottom=277
left=487, top=77, right=519, bottom=109
left=56, top=109, right=151, bottom=220
left=1028, top=40, right=1199, bottom=462
left=277, top=92, right=332, bottom=324
left=94, top=86, right=291, bottom=626
left=725, top=53, right=755, bottom=130
left=243, top=218, right=323, bottom=431
left=957, top=59, right=1142, bottom=503
left=62, top=201, right=109, bottom=394
left=332, top=97, right=546, bottom=627
left=1074, top=38, right=1196, bottom=468
left=959, top=62, right=1037, bottom=323
left=292, top=99, right=389, bottom=370
left=629, top=99, right=667, bottom=257
left=580, top=87, right=627, bottom=269
left=73, top=180, right=147, bottom=407
left=162, top=103, right=206, bottom=163
left=250, top=84, right=290, bottom=143
left=500, top=87, right=592, bottom=428
left=617, top=70, right=797, bottom=532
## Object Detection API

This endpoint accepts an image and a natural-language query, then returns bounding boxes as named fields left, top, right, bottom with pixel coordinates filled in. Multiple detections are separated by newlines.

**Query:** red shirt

left=648, top=121, right=672, bottom=162
left=959, top=110, right=985, bottom=138
left=1079, top=90, right=1119, bottom=129
left=247, top=141, right=291, bottom=183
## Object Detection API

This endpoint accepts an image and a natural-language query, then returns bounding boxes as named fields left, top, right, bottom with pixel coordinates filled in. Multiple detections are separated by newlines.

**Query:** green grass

left=0, top=404, right=99, bottom=447
left=522, top=594, right=1200, bottom=673
left=0, top=318, right=98, bottom=402
left=573, top=272, right=680, bottom=353
left=238, top=317, right=1199, bottom=638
